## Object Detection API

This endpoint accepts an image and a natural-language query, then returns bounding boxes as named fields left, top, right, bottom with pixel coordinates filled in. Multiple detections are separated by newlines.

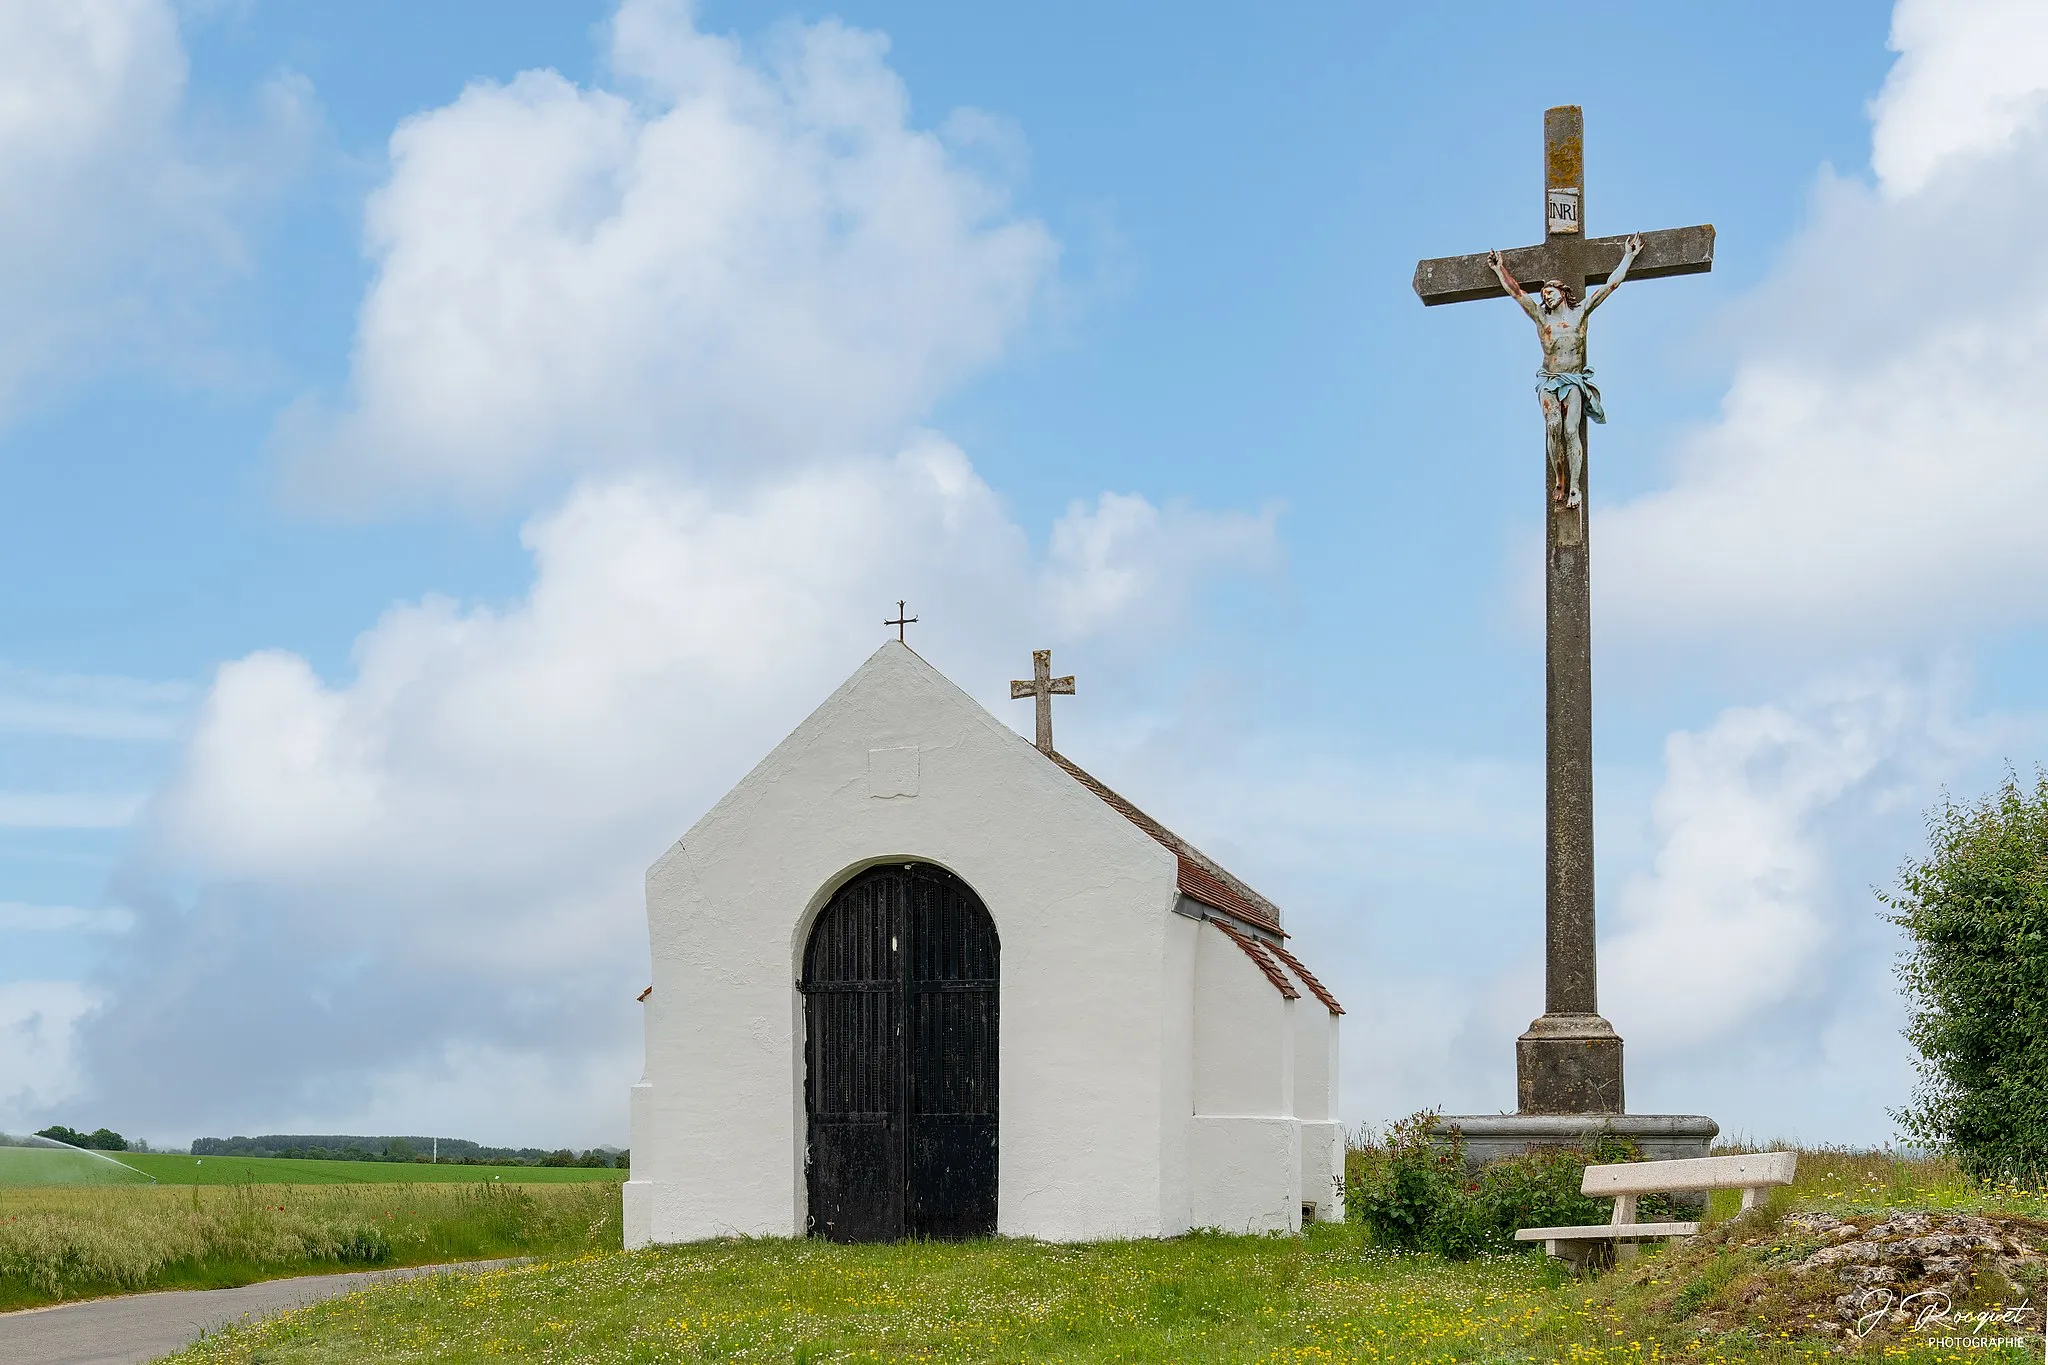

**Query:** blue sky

left=2, top=0, right=2041, bottom=1149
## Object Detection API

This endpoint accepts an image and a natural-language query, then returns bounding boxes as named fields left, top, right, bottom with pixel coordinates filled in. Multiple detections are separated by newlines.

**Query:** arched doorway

left=802, top=862, right=999, bottom=1241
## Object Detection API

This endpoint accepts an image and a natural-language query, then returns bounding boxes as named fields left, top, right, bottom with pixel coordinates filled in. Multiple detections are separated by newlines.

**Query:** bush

left=1886, top=772, right=2048, bottom=1182
left=1350, top=1111, right=1643, bottom=1259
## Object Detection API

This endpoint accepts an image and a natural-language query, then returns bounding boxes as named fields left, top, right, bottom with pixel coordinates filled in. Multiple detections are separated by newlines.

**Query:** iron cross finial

left=885, top=600, right=918, bottom=643
left=1009, top=648, right=1075, bottom=755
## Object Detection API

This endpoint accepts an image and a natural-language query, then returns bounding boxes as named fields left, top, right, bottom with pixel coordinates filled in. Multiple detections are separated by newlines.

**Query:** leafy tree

left=36, top=1125, right=127, bottom=1151
left=1886, top=772, right=2048, bottom=1182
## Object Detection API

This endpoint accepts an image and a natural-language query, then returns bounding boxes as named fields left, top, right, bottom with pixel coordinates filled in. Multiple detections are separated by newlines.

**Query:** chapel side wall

left=1281, top=962, right=1343, bottom=1223
left=641, top=644, right=1182, bottom=1244
left=1188, top=923, right=1300, bottom=1234
left=1157, top=905, right=1199, bottom=1236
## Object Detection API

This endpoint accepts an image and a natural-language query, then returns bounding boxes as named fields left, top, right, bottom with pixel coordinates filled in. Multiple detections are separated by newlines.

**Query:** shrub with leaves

left=1886, top=772, right=2048, bottom=1183
left=1350, top=1112, right=1646, bottom=1259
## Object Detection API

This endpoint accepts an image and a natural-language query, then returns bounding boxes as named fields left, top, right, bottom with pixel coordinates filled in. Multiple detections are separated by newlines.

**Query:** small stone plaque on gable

left=867, top=745, right=919, bottom=798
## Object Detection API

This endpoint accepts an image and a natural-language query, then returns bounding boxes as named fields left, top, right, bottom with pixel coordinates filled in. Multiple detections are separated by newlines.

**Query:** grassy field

left=157, top=1149, right=2047, bottom=1365
left=0, top=1180, right=622, bottom=1311
left=110, top=1153, right=627, bottom=1186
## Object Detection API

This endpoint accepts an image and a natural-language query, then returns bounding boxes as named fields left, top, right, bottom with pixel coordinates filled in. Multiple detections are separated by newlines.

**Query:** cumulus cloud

left=38, top=0, right=1275, bottom=1143
left=1604, top=673, right=1999, bottom=1054
left=0, top=982, right=96, bottom=1123
left=1870, top=0, right=2048, bottom=195
left=288, top=0, right=1054, bottom=507
left=73, top=442, right=1272, bottom=1137
left=0, top=0, right=309, bottom=417
left=1600, top=0, right=2048, bottom=650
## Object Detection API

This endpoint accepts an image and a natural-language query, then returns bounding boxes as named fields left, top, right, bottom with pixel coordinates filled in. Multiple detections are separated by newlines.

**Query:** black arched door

left=802, top=862, right=999, bottom=1241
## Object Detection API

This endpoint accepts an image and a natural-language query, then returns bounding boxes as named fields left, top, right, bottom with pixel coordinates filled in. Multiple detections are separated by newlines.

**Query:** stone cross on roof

left=1009, top=649, right=1074, bottom=755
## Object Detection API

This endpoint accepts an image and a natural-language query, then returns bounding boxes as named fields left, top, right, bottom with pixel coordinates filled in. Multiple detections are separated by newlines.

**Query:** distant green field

left=0, top=1146, right=152, bottom=1186
left=111, top=1154, right=626, bottom=1186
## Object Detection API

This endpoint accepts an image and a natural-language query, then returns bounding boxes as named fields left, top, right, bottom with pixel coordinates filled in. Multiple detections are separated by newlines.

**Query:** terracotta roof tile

left=1209, top=918, right=1298, bottom=1000
left=1048, top=751, right=1284, bottom=934
left=1268, top=942, right=1344, bottom=1016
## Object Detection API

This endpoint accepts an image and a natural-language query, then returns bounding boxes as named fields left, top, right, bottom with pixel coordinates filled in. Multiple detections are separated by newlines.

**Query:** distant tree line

left=190, top=1134, right=626, bottom=1169
left=35, top=1125, right=133, bottom=1151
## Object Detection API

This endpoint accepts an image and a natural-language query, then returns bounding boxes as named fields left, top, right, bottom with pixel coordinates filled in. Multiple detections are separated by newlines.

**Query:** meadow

left=157, top=1148, right=2048, bottom=1364
left=114, top=1153, right=627, bottom=1186
left=0, top=1179, right=622, bottom=1311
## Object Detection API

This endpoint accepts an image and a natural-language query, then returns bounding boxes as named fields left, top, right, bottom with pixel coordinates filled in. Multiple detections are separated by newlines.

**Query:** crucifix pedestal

left=1412, top=105, right=1717, bottom=1162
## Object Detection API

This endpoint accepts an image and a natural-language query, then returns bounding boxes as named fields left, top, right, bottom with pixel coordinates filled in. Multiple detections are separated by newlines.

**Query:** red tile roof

left=1209, top=919, right=1298, bottom=1000
left=1048, top=751, right=1285, bottom=935
left=1268, top=941, right=1344, bottom=1016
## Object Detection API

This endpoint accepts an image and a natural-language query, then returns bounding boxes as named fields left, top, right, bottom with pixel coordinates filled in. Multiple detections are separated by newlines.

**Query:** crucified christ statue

left=1485, top=232, right=1643, bottom=509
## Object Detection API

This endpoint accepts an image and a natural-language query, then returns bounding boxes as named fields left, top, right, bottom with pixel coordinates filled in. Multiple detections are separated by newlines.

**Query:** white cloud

left=0, top=982, right=96, bottom=1126
left=1870, top=0, right=2048, bottom=196
left=1604, top=673, right=1997, bottom=1056
left=74, top=441, right=1272, bottom=1135
left=0, top=0, right=309, bottom=417
left=1600, top=0, right=2048, bottom=650
left=288, top=0, right=1054, bottom=507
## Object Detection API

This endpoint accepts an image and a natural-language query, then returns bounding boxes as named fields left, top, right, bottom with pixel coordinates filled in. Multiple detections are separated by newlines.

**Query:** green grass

left=0, top=1146, right=153, bottom=1186
left=156, top=1149, right=2048, bottom=1364
left=107, top=1153, right=627, bottom=1186
left=0, top=1180, right=622, bottom=1311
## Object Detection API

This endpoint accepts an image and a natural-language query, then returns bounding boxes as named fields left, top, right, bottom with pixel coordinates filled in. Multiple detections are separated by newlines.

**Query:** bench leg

left=1611, top=1194, right=1638, bottom=1264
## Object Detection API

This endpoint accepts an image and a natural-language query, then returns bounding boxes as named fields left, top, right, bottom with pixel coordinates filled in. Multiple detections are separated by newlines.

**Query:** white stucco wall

left=1187, top=919, right=1300, bottom=1234
left=1299, top=1121, right=1344, bottom=1224
left=623, top=1079, right=654, bottom=1249
left=1275, top=958, right=1344, bottom=1223
left=637, top=642, right=1190, bottom=1244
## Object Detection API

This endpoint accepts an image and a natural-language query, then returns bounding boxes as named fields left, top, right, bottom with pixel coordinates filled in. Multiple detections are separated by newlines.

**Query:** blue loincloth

left=1537, top=369, right=1605, bottom=424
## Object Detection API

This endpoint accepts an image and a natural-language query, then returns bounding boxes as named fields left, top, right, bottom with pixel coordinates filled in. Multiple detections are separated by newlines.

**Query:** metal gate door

left=803, top=863, right=998, bottom=1241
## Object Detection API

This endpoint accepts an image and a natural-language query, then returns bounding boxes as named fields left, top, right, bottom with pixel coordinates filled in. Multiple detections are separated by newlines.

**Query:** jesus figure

left=1486, top=232, right=1643, bottom=509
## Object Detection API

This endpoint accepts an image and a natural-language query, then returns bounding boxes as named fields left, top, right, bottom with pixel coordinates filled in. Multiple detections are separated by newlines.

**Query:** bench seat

left=1515, top=1221, right=1700, bottom=1243
left=1517, top=1150, right=1796, bottom=1271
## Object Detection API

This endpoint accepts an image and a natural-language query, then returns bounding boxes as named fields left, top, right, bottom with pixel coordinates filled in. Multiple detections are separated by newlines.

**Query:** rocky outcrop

left=1782, top=1211, right=2045, bottom=1342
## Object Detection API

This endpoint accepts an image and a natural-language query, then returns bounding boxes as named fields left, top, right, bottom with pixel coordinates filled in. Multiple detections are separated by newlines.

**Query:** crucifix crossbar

left=1412, top=108, right=1714, bottom=309
left=1010, top=649, right=1074, bottom=755
left=1412, top=105, right=1713, bottom=1119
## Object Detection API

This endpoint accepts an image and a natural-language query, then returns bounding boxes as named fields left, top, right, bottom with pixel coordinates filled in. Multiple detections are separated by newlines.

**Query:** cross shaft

left=1009, top=649, right=1074, bottom=756
left=1412, top=105, right=1712, bottom=1117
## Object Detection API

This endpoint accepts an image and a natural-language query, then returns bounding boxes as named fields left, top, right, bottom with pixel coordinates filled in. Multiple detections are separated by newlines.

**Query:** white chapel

left=624, top=640, right=1344, bottom=1246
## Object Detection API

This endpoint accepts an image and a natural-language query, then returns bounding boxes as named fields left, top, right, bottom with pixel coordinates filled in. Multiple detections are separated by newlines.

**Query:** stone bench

left=1515, top=1150, right=1798, bottom=1271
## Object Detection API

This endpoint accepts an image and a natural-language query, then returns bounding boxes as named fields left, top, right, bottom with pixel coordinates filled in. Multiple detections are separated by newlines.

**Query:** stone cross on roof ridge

left=1009, top=648, right=1074, bottom=755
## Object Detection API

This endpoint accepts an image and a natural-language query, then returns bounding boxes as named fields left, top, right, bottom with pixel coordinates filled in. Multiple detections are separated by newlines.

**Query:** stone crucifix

left=1010, top=649, right=1074, bottom=755
left=1413, top=106, right=1713, bottom=1116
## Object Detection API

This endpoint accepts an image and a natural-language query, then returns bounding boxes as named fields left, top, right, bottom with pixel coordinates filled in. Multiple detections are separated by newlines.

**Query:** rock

left=1778, top=1209, right=2048, bottom=1337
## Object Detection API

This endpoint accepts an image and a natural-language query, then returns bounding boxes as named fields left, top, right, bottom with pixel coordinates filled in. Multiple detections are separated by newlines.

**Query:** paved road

left=0, top=1258, right=523, bottom=1365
